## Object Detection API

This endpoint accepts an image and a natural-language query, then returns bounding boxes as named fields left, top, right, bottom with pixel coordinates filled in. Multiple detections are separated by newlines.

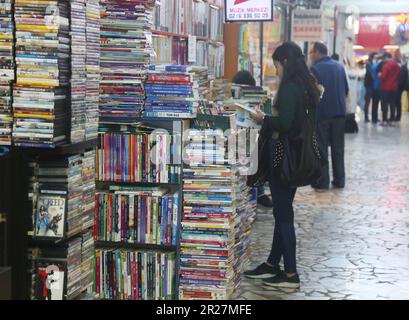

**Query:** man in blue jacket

left=309, top=42, right=349, bottom=190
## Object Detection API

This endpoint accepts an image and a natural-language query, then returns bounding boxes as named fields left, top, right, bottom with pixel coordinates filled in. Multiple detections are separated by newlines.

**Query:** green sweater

left=262, top=82, right=314, bottom=136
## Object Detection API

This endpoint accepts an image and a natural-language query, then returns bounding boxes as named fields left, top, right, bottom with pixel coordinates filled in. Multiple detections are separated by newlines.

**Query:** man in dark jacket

left=309, top=42, right=349, bottom=190
left=396, top=58, right=408, bottom=122
left=364, top=53, right=376, bottom=122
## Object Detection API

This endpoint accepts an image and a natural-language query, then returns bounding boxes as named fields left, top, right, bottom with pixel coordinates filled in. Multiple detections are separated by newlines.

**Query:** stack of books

left=81, top=229, right=95, bottom=293
left=94, top=187, right=179, bottom=245
left=95, top=249, right=176, bottom=300
left=207, top=79, right=230, bottom=102
left=144, top=65, right=199, bottom=119
left=27, top=159, right=40, bottom=236
left=85, top=0, right=100, bottom=140
left=12, top=0, right=70, bottom=148
left=240, top=85, right=268, bottom=109
left=70, top=0, right=87, bottom=143
left=32, top=151, right=96, bottom=239
left=81, top=150, right=96, bottom=230
left=189, top=66, right=209, bottom=100
left=180, top=130, right=239, bottom=300
left=29, top=234, right=93, bottom=300
left=0, top=0, right=14, bottom=146
left=30, top=237, right=83, bottom=300
left=96, top=127, right=181, bottom=184
left=233, top=175, right=257, bottom=279
left=99, top=0, right=155, bottom=124
left=35, top=154, right=84, bottom=239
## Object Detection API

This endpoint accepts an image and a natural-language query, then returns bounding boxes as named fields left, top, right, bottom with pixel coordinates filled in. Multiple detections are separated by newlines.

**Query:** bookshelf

left=151, top=0, right=225, bottom=78
left=3, top=139, right=98, bottom=299
left=94, top=119, right=185, bottom=300
left=0, top=0, right=100, bottom=300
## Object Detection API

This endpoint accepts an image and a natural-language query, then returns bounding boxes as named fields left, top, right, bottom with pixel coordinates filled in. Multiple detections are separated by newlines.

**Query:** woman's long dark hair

left=272, top=42, right=320, bottom=109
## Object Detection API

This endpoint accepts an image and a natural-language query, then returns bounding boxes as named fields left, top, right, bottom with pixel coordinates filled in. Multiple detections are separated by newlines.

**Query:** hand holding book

left=250, top=105, right=266, bottom=124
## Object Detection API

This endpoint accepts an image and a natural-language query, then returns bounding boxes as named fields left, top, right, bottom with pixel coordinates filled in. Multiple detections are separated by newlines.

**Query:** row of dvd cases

left=0, top=0, right=100, bottom=149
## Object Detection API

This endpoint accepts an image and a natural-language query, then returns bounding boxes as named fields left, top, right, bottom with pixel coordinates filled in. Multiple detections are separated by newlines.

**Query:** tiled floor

left=233, top=114, right=409, bottom=300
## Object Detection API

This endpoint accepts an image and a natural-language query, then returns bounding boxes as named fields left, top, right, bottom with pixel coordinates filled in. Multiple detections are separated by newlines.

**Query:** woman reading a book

left=244, top=42, right=321, bottom=288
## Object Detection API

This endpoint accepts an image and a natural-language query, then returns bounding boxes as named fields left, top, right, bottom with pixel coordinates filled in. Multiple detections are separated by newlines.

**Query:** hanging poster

left=291, top=9, right=324, bottom=42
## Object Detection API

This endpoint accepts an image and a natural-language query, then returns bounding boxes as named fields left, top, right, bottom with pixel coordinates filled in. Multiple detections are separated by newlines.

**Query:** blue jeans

left=266, top=139, right=298, bottom=273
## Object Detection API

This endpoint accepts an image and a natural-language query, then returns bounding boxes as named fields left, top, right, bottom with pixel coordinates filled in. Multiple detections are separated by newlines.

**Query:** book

left=35, top=194, right=66, bottom=238
left=95, top=249, right=175, bottom=300
left=96, top=128, right=181, bottom=184
left=12, top=0, right=70, bottom=147
left=94, top=189, right=178, bottom=246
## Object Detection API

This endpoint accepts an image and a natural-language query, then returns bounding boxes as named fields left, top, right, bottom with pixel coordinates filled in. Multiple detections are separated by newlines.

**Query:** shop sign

left=291, top=9, right=323, bottom=42
left=225, top=0, right=274, bottom=22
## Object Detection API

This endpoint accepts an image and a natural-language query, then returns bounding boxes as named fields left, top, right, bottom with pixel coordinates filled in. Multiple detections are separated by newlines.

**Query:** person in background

left=244, top=42, right=321, bottom=288
left=331, top=53, right=340, bottom=61
left=357, top=60, right=366, bottom=114
left=232, top=70, right=273, bottom=209
left=371, top=54, right=383, bottom=124
left=309, top=42, right=349, bottom=190
left=379, top=52, right=400, bottom=126
left=363, top=53, right=376, bottom=123
left=396, top=56, right=408, bottom=122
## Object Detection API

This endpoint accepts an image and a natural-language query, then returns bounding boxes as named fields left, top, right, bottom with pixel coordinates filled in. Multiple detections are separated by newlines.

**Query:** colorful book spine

left=0, top=0, right=14, bottom=146
left=94, top=190, right=178, bottom=246
left=95, top=249, right=175, bottom=300
left=96, top=131, right=180, bottom=184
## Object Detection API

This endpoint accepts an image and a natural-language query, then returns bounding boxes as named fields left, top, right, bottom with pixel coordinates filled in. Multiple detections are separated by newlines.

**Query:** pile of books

left=12, top=0, right=70, bottom=148
left=233, top=175, right=257, bottom=277
left=34, top=154, right=83, bottom=239
left=70, top=0, right=87, bottom=143
left=189, top=66, right=209, bottom=99
left=240, top=85, right=268, bottom=109
left=81, top=150, right=96, bottom=230
left=94, top=187, right=179, bottom=245
left=144, top=65, right=199, bottom=119
left=207, top=79, right=230, bottom=103
left=0, top=0, right=14, bottom=146
left=81, top=229, right=95, bottom=293
left=27, top=159, right=40, bottom=236
left=180, top=130, right=239, bottom=300
left=85, top=0, right=100, bottom=140
left=99, top=0, right=155, bottom=124
left=96, top=127, right=181, bottom=184
left=32, top=151, right=96, bottom=239
left=30, top=237, right=83, bottom=300
left=95, top=249, right=176, bottom=300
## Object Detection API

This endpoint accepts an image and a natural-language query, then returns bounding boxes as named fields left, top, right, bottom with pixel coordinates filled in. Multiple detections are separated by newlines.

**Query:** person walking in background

left=232, top=70, right=273, bottom=209
left=379, top=52, right=400, bottom=126
left=309, top=42, right=349, bottom=190
left=364, top=53, right=376, bottom=123
left=371, top=54, right=383, bottom=123
left=396, top=56, right=408, bottom=122
left=244, top=42, right=321, bottom=288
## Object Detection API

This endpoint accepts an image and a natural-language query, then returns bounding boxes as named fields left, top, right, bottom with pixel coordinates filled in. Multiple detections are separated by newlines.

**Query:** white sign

left=225, top=0, right=273, bottom=22
left=291, top=9, right=323, bottom=42
left=188, top=35, right=197, bottom=63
